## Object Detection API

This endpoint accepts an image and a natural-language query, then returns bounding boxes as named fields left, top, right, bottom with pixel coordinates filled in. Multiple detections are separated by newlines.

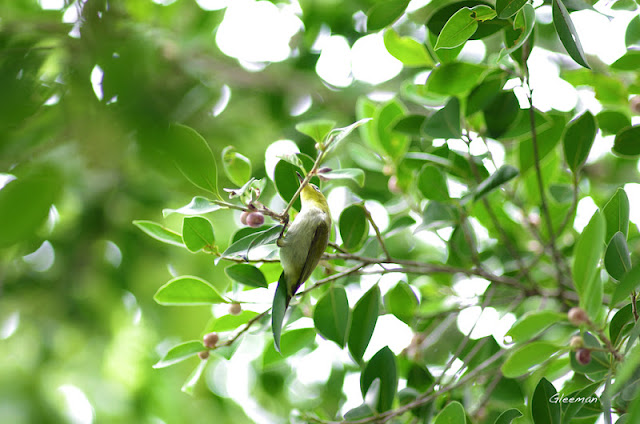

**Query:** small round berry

left=203, top=332, right=219, bottom=349
left=229, top=302, right=242, bottom=316
left=246, top=212, right=265, bottom=228
left=576, top=348, right=591, bottom=365
left=570, top=336, right=584, bottom=350
left=568, top=307, right=589, bottom=326
left=240, top=211, right=251, bottom=225
left=198, top=350, right=210, bottom=360
left=382, top=165, right=394, bottom=176
left=388, top=176, right=401, bottom=194
left=630, top=96, right=640, bottom=115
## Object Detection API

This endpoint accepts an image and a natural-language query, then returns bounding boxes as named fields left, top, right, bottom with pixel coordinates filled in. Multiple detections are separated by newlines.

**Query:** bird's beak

left=296, top=172, right=304, bottom=184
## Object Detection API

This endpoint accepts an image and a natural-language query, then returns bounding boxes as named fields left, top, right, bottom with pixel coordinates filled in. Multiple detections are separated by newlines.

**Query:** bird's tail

left=272, top=271, right=290, bottom=352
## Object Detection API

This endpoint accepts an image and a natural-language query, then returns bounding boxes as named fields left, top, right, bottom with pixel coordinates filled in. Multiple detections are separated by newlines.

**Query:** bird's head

left=297, top=172, right=329, bottom=211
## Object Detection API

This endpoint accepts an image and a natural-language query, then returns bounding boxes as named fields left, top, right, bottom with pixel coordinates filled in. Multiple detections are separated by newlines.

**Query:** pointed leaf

left=434, top=401, right=466, bottom=424
left=613, top=125, right=640, bottom=157
left=611, top=264, right=640, bottom=306
left=182, top=216, right=215, bottom=252
left=552, top=0, right=590, bottom=68
left=563, top=111, right=596, bottom=173
left=422, top=97, right=461, bottom=139
left=154, top=276, right=228, bottom=305
left=495, top=409, right=523, bottom=424
left=384, top=281, right=419, bottom=324
left=572, top=210, right=604, bottom=295
left=224, top=264, right=268, bottom=288
left=532, top=378, right=561, bottom=424
left=501, top=342, right=560, bottom=378
left=596, top=110, right=631, bottom=136
left=221, top=146, right=252, bottom=187
left=506, top=311, right=566, bottom=344
left=473, top=165, right=518, bottom=201
left=497, top=0, right=527, bottom=18
left=435, top=7, right=478, bottom=50
left=366, top=0, right=410, bottom=31
left=319, top=168, right=365, bottom=187
left=295, top=119, right=336, bottom=144
left=222, top=225, right=282, bottom=259
left=162, top=196, right=221, bottom=217
left=502, top=4, right=535, bottom=57
left=383, top=29, right=434, bottom=67
left=603, top=188, right=630, bottom=243
left=348, top=285, right=380, bottom=364
left=314, top=286, right=350, bottom=348
left=133, top=220, right=184, bottom=247
left=153, top=341, right=205, bottom=368
left=361, top=347, right=398, bottom=412
left=605, top=232, right=631, bottom=281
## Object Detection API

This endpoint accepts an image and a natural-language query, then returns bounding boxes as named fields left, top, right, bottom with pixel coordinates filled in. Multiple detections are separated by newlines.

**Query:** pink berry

left=198, top=350, right=210, bottom=360
left=388, top=176, right=401, bottom=194
left=568, top=307, right=589, bottom=326
left=576, top=348, right=591, bottom=365
left=240, top=211, right=251, bottom=225
left=246, top=212, right=264, bottom=228
left=203, top=332, right=219, bottom=348
left=229, top=303, right=242, bottom=315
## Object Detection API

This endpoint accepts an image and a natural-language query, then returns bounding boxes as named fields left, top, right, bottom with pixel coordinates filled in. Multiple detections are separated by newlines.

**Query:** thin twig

left=363, top=205, right=391, bottom=261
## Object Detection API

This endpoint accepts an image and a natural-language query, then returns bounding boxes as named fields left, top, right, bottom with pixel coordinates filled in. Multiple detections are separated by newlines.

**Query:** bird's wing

left=291, top=219, right=329, bottom=296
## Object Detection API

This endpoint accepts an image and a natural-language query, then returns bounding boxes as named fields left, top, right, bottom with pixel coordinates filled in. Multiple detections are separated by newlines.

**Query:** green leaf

left=263, top=327, right=316, bottom=366
left=626, top=15, right=640, bottom=47
left=532, top=378, right=561, bottom=424
left=361, top=347, right=398, bottom=412
left=473, top=165, right=518, bottom=201
left=502, top=4, right=536, bottom=57
left=375, top=99, right=409, bottom=160
left=495, top=409, right=523, bottom=424
left=603, top=187, right=630, bottom=241
left=407, top=363, right=434, bottom=392
left=552, top=0, right=589, bottom=68
left=222, top=225, right=282, bottom=259
left=417, top=165, right=450, bottom=201
left=348, top=285, right=380, bottom=364
left=339, top=204, right=370, bottom=252
left=611, top=264, right=640, bottom=306
left=165, top=123, right=219, bottom=194
left=569, top=332, right=609, bottom=380
left=604, top=232, right=631, bottom=281
left=506, top=311, right=566, bottom=344
left=318, top=168, right=365, bottom=187
left=611, top=50, right=640, bottom=71
left=327, top=118, right=373, bottom=152
left=182, top=216, right=215, bottom=252
left=434, top=401, right=466, bottom=424
left=314, top=285, right=350, bottom=348
left=562, top=382, right=601, bottom=423
left=386, top=215, right=416, bottom=236
left=221, top=146, right=252, bottom=187
left=207, top=311, right=260, bottom=332
left=610, top=302, right=638, bottom=344
left=274, top=159, right=304, bottom=211
left=418, top=201, right=458, bottom=231
left=384, top=281, right=419, bottom=324
left=295, top=119, right=336, bottom=144
left=366, top=0, right=410, bottom=31
left=501, top=342, right=560, bottom=378
left=563, top=111, right=596, bottom=173
left=572, top=210, right=604, bottom=296
left=383, top=29, right=434, bottom=67
left=613, top=125, right=640, bottom=157
left=549, top=184, right=573, bottom=203
left=153, top=341, right=205, bottom=368
left=133, top=220, right=184, bottom=247
left=154, top=276, right=228, bottom=305
left=434, top=7, right=478, bottom=50
left=181, top=360, right=207, bottom=395
left=344, top=404, right=374, bottom=420
left=484, top=91, right=521, bottom=138
left=422, top=97, right=461, bottom=139
left=497, top=0, right=527, bottom=18
left=162, top=196, right=221, bottom=217
left=0, top=166, right=62, bottom=248
left=596, top=110, right=631, bottom=136
left=425, top=63, right=489, bottom=97
left=272, top=272, right=288, bottom=352
left=224, top=264, right=268, bottom=288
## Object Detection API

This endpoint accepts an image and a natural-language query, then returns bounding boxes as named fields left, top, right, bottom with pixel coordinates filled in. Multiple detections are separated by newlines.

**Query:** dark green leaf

left=611, top=50, right=640, bottom=71
left=339, top=204, right=369, bottom=252
left=495, top=409, right=523, bottom=424
left=626, top=15, right=640, bottom=47
left=447, top=223, right=475, bottom=267
left=0, top=166, right=62, bottom=248
left=133, top=220, right=184, bottom=247
left=610, top=302, right=638, bottom=344
left=165, top=124, right=219, bottom=193
left=182, top=216, right=215, bottom=252
left=221, top=146, right=252, bottom=187
left=532, top=378, right=560, bottom=424
left=295, top=119, right=336, bottom=144
left=572, top=210, right=604, bottom=297
left=274, top=160, right=304, bottom=212
left=563, top=111, right=596, bottom=173
left=272, top=272, right=288, bottom=352
left=162, top=196, right=221, bottom=217
left=366, top=0, right=410, bottom=31
left=605, top=232, right=631, bottom=281
left=434, top=401, right=466, bottom=424
left=224, top=264, right=268, bottom=288
left=422, top=97, right=462, bottom=139
left=348, top=285, right=380, bottom=364
left=501, top=342, right=560, bottom=377
left=552, top=0, right=589, bottom=68
left=506, top=311, right=566, bottom=344
left=425, top=63, right=489, bottom=96
left=612, top=264, right=640, bottom=306
left=497, top=0, right=527, bottom=18
left=484, top=91, right=521, bottom=138
left=314, top=286, right=350, bottom=348
left=562, top=382, right=601, bottom=423
left=418, top=201, right=458, bottom=231
left=473, top=165, right=518, bottom=201
left=502, top=4, right=535, bottom=57
left=407, top=363, right=434, bottom=392
left=417, top=165, right=450, bottom=201
left=393, top=115, right=427, bottom=136
left=613, top=125, right=640, bottom=157
left=361, top=347, right=397, bottom=412
left=153, top=341, right=205, bottom=368
left=319, top=168, right=365, bottom=187
left=384, top=281, right=419, bottom=324
left=596, top=110, right=631, bottom=136
left=603, top=187, right=630, bottom=241
left=154, top=276, right=228, bottom=305
left=383, top=29, right=434, bottom=67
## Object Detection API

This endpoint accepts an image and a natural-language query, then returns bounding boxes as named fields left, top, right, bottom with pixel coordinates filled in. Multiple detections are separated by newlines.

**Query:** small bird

left=277, top=172, right=331, bottom=308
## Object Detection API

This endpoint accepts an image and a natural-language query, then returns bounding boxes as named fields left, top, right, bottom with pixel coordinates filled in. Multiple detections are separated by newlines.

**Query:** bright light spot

left=453, top=277, right=490, bottom=299
left=316, top=35, right=353, bottom=87
left=212, top=84, right=231, bottom=117
left=458, top=39, right=486, bottom=63
left=576, top=88, right=602, bottom=115
left=377, top=273, right=407, bottom=295
left=104, top=240, right=122, bottom=267
left=291, top=338, right=336, bottom=385
left=23, top=240, right=55, bottom=272
left=327, top=186, right=350, bottom=228
left=536, top=5, right=552, bottom=24
left=407, top=0, right=431, bottom=12
left=624, top=184, right=640, bottom=226
left=58, top=385, right=94, bottom=424
left=264, top=139, right=300, bottom=181
left=447, top=179, right=467, bottom=198
left=216, top=0, right=303, bottom=63
left=0, top=173, right=16, bottom=190
left=63, top=4, right=81, bottom=37
left=572, top=10, right=627, bottom=64
left=290, top=94, right=313, bottom=116
left=527, top=48, right=577, bottom=112
left=457, top=306, right=505, bottom=340
left=340, top=372, right=364, bottom=414
left=351, top=33, right=402, bottom=85
left=364, top=314, right=413, bottom=360
left=586, top=133, right=614, bottom=164
left=364, top=200, right=389, bottom=233
left=152, top=0, right=176, bottom=5
left=469, top=138, right=488, bottom=156
left=494, top=313, right=517, bottom=348
left=90, top=65, right=104, bottom=101
left=40, top=0, right=65, bottom=10
left=486, top=139, right=506, bottom=167
left=574, top=196, right=598, bottom=232
left=195, top=0, right=229, bottom=10
left=310, top=24, right=332, bottom=53
left=45, top=94, right=61, bottom=105
left=0, top=312, right=20, bottom=340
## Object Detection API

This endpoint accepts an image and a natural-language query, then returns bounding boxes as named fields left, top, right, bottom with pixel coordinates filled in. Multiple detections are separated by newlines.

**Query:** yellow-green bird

left=277, top=173, right=331, bottom=308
